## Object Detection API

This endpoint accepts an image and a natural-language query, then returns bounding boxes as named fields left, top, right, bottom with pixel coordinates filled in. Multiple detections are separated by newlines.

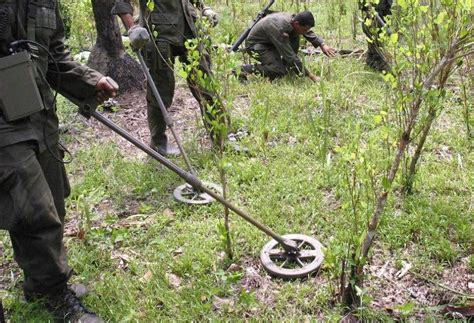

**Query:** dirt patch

left=67, top=85, right=210, bottom=159
left=366, top=246, right=473, bottom=318
left=229, top=245, right=472, bottom=319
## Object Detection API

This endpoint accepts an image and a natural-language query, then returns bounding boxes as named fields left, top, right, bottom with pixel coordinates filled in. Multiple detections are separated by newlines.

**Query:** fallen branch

left=410, top=271, right=474, bottom=300
left=300, top=47, right=365, bottom=57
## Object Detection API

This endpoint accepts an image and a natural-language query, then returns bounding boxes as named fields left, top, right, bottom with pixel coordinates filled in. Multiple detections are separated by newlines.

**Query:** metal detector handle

left=89, top=110, right=299, bottom=253
left=63, top=77, right=119, bottom=119
left=231, top=0, right=275, bottom=52
left=375, top=13, right=386, bottom=27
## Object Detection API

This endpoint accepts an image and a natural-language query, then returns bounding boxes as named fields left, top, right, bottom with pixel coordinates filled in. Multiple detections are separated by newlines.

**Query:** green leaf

left=147, top=0, right=155, bottom=10
left=395, top=302, right=415, bottom=315
left=178, top=69, right=188, bottom=79
left=434, top=12, right=446, bottom=25
left=389, top=32, right=399, bottom=44
left=382, top=177, right=391, bottom=190
left=374, top=115, right=383, bottom=124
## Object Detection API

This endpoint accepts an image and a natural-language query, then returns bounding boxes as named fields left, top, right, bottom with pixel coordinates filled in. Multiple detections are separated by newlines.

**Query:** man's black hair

left=294, top=11, right=315, bottom=27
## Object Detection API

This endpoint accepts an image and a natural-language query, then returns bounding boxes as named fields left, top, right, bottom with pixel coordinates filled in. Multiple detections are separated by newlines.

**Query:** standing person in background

left=238, top=11, right=336, bottom=82
left=0, top=0, right=117, bottom=321
left=360, top=0, right=393, bottom=72
left=112, top=0, right=230, bottom=155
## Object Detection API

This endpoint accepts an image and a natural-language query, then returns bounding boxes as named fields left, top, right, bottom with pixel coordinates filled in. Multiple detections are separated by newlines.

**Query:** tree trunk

left=404, top=106, right=436, bottom=194
left=404, top=61, right=455, bottom=193
left=343, top=40, right=461, bottom=310
left=88, top=0, right=144, bottom=92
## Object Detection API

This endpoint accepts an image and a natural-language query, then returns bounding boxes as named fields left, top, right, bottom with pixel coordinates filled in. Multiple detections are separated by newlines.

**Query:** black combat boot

left=151, top=140, right=180, bottom=157
left=46, top=287, right=103, bottom=323
left=68, top=283, right=89, bottom=299
left=150, top=132, right=180, bottom=157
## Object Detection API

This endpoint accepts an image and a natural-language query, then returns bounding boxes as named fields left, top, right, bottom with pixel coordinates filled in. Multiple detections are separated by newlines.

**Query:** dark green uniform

left=0, top=0, right=102, bottom=297
left=243, top=12, right=325, bottom=80
left=112, top=0, right=228, bottom=147
left=360, top=0, right=393, bottom=71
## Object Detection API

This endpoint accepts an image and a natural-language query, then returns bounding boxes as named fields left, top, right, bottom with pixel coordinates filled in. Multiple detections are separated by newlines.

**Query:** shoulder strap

left=0, top=1, right=11, bottom=54
left=27, top=0, right=38, bottom=42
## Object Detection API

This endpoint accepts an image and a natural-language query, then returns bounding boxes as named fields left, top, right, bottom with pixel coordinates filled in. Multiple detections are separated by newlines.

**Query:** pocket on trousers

left=144, top=41, right=157, bottom=71
left=0, top=167, right=18, bottom=230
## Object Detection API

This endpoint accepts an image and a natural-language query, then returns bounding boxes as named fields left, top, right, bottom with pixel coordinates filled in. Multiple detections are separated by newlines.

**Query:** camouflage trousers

left=143, top=41, right=229, bottom=147
left=0, top=141, right=72, bottom=297
left=362, top=22, right=390, bottom=72
left=242, top=40, right=301, bottom=80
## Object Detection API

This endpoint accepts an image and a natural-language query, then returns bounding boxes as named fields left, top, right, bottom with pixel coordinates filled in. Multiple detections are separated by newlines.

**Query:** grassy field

left=1, top=0, right=473, bottom=321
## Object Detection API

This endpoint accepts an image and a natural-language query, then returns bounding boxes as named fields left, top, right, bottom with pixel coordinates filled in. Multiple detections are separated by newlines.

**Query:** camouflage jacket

left=246, top=12, right=325, bottom=73
left=359, top=0, right=393, bottom=18
left=112, top=0, right=207, bottom=46
left=0, top=0, right=102, bottom=151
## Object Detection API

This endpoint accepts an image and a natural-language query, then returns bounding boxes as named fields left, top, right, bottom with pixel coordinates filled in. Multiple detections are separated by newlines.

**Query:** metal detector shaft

left=91, top=111, right=298, bottom=252
left=375, top=13, right=386, bottom=27
left=136, top=50, right=197, bottom=176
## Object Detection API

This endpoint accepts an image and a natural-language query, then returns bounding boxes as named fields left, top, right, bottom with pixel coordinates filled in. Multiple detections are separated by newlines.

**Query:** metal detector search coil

left=84, top=110, right=325, bottom=279
left=0, top=51, right=44, bottom=121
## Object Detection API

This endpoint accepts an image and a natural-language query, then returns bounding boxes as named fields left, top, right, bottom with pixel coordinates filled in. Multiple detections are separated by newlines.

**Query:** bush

left=59, top=0, right=96, bottom=53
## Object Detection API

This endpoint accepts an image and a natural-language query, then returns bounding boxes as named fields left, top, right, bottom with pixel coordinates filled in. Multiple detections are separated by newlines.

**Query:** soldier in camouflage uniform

left=360, top=0, right=393, bottom=71
left=0, top=0, right=116, bottom=321
left=112, top=0, right=229, bottom=155
left=239, top=11, right=336, bottom=82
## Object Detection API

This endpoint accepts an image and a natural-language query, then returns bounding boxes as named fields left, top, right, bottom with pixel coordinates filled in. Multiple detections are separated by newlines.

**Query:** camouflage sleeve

left=264, top=22, right=305, bottom=74
left=376, top=0, right=393, bottom=17
left=303, top=30, right=324, bottom=48
left=46, top=6, right=103, bottom=101
left=111, top=0, right=134, bottom=15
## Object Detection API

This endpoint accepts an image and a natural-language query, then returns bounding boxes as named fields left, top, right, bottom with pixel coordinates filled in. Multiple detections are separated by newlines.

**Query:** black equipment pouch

left=0, top=51, right=45, bottom=121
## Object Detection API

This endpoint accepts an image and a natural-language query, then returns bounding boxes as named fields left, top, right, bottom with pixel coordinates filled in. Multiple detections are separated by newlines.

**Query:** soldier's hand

left=128, top=25, right=150, bottom=50
left=202, top=7, right=219, bottom=26
left=321, top=44, right=337, bottom=58
left=96, top=77, right=119, bottom=103
left=308, top=73, right=321, bottom=83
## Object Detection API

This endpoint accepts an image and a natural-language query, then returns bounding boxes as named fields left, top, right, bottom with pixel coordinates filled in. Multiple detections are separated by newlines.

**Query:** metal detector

left=136, top=49, right=222, bottom=205
left=66, top=74, right=325, bottom=278
left=75, top=102, right=324, bottom=278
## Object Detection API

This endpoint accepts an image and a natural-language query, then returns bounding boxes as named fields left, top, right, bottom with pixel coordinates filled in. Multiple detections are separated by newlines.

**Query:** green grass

left=1, top=0, right=473, bottom=321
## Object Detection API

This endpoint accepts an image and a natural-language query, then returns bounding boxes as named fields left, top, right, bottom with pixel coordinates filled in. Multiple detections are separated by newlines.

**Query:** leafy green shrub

left=60, top=0, right=96, bottom=52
